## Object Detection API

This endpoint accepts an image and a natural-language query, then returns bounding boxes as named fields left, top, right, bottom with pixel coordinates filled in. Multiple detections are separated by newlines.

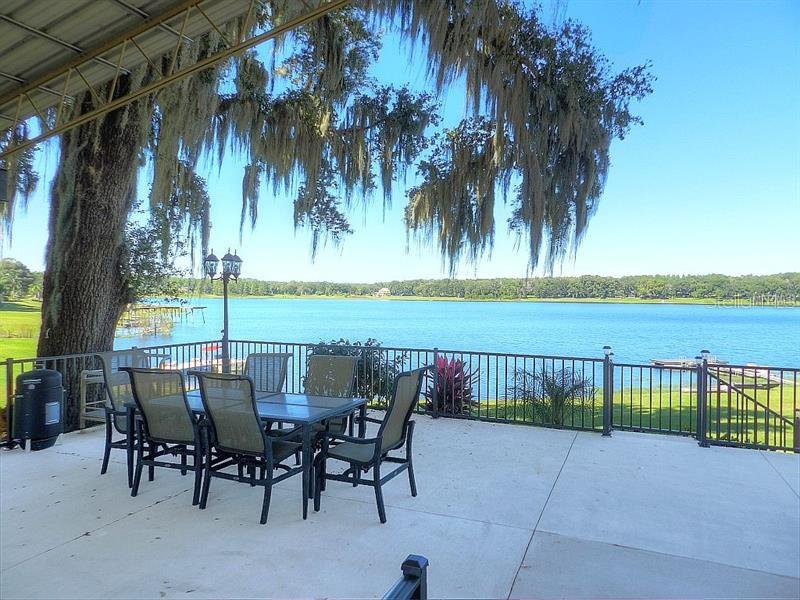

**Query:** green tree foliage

left=0, top=1, right=653, bottom=356
left=2, top=0, right=652, bottom=274
left=122, top=213, right=187, bottom=304
left=0, top=126, right=38, bottom=241
left=0, top=258, right=35, bottom=300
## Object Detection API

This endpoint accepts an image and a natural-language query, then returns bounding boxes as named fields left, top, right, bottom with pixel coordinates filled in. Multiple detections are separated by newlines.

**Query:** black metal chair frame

left=98, top=349, right=166, bottom=483
left=314, top=368, right=426, bottom=523
left=97, top=352, right=135, bottom=478
left=100, top=403, right=130, bottom=476
left=122, top=367, right=204, bottom=505
left=191, top=371, right=304, bottom=525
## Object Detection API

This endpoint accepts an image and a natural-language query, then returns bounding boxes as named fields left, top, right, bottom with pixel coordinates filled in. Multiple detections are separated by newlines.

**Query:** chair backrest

left=304, top=355, right=358, bottom=397
left=244, top=353, right=291, bottom=393
left=193, top=372, right=267, bottom=457
left=98, top=349, right=154, bottom=412
left=378, top=368, right=426, bottom=452
left=123, top=368, right=196, bottom=444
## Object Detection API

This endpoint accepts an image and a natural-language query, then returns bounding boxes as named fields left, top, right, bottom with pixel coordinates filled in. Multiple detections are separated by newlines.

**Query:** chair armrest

left=354, top=414, right=383, bottom=425
left=321, top=432, right=378, bottom=445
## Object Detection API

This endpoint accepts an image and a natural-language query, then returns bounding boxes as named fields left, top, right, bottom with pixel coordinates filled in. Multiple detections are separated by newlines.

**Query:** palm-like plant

left=511, top=366, right=593, bottom=426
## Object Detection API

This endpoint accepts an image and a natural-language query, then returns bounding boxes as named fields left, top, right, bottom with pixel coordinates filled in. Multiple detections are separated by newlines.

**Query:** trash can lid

left=16, top=368, right=62, bottom=387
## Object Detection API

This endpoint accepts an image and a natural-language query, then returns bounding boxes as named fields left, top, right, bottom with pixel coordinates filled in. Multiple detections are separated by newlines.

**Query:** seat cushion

left=311, top=415, right=348, bottom=434
left=270, top=440, right=302, bottom=463
left=327, top=441, right=377, bottom=464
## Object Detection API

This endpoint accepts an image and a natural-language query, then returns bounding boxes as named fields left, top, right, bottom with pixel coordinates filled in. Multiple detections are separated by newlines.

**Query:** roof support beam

left=0, top=70, right=69, bottom=102
left=109, top=0, right=194, bottom=44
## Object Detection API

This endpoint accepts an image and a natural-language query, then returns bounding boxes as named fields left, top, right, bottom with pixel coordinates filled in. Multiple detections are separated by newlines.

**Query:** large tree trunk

left=38, top=77, right=150, bottom=357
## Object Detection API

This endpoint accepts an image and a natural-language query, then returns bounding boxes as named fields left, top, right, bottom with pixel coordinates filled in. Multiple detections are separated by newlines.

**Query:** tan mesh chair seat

left=191, top=371, right=304, bottom=525
left=196, top=374, right=266, bottom=455
left=271, top=440, right=302, bottom=463
left=304, top=355, right=358, bottom=397
left=98, top=351, right=136, bottom=433
left=311, top=418, right=346, bottom=433
left=326, top=441, right=377, bottom=464
left=123, top=367, right=203, bottom=505
left=377, top=370, right=421, bottom=451
left=127, top=370, right=195, bottom=444
left=244, top=353, right=291, bottom=393
left=305, top=355, right=358, bottom=436
left=98, top=350, right=176, bottom=479
left=98, top=348, right=165, bottom=433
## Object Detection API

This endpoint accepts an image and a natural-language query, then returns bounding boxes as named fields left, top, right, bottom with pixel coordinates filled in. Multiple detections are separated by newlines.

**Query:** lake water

left=115, top=298, right=800, bottom=367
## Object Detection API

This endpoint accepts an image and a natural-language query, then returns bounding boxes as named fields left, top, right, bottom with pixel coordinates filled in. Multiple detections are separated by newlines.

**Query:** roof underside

left=0, top=0, right=254, bottom=130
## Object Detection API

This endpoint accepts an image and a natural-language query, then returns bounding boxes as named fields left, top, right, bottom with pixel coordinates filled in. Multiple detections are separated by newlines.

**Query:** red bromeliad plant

left=424, top=356, right=476, bottom=415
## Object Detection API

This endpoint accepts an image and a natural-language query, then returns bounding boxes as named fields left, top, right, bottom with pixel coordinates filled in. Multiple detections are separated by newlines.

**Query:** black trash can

left=12, top=369, right=64, bottom=451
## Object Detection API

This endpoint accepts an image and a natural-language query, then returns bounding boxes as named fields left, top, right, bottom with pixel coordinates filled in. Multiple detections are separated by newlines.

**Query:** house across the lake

left=375, top=287, right=391, bottom=297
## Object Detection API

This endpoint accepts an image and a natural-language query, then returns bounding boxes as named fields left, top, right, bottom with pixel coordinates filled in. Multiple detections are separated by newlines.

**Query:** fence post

left=695, top=351, right=709, bottom=447
left=360, top=346, right=368, bottom=404
left=793, top=409, right=799, bottom=454
left=602, top=346, right=613, bottom=436
left=431, top=348, right=439, bottom=419
left=3, top=357, right=13, bottom=444
left=382, top=554, right=429, bottom=600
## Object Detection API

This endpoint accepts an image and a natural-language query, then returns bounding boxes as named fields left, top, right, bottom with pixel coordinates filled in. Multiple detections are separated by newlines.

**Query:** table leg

left=79, top=374, right=86, bottom=430
left=358, top=404, right=367, bottom=438
left=126, top=405, right=135, bottom=488
left=302, top=424, right=311, bottom=519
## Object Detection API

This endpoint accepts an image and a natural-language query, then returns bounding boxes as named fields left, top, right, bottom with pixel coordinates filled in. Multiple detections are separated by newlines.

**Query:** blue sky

left=3, top=0, right=799, bottom=282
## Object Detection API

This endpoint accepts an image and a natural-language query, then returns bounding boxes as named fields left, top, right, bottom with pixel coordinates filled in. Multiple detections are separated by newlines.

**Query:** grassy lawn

left=0, top=300, right=41, bottom=409
left=462, top=387, right=797, bottom=450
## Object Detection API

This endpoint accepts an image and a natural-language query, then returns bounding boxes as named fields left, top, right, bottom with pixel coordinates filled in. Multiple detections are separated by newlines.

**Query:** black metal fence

left=227, top=340, right=606, bottom=432
left=3, top=339, right=798, bottom=452
left=703, top=363, right=798, bottom=451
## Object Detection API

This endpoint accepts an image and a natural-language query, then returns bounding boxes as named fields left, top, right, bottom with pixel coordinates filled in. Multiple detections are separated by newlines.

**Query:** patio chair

left=191, top=371, right=303, bottom=524
left=314, top=368, right=426, bottom=523
left=244, top=352, right=291, bottom=393
left=305, top=354, right=358, bottom=436
left=97, top=349, right=166, bottom=477
left=121, top=367, right=203, bottom=505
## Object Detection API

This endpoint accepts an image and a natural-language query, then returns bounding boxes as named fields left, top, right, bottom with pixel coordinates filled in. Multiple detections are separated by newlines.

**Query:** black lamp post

left=0, top=166, right=8, bottom=205
left=203, top=248, right=242, bottom=373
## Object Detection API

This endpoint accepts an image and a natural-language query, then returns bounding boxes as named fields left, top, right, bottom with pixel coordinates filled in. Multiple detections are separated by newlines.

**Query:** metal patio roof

left=0, top=0, right=350, bottom=159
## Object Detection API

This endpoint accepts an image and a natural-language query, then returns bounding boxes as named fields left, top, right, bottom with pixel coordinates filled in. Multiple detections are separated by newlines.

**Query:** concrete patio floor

left=1, top=415, right=798, bottom=599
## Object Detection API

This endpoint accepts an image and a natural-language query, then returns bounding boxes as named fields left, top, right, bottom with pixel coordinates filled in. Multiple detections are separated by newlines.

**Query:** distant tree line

left=174, top=273, right=800, bottom=301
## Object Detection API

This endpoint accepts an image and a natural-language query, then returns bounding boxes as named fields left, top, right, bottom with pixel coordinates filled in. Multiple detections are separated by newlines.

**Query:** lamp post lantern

left=203, top=248, right=242, bottom=373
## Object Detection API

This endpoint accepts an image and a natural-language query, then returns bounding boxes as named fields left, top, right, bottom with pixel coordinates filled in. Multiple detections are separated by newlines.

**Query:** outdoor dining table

left=124, top=391, right=367, bottom=519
